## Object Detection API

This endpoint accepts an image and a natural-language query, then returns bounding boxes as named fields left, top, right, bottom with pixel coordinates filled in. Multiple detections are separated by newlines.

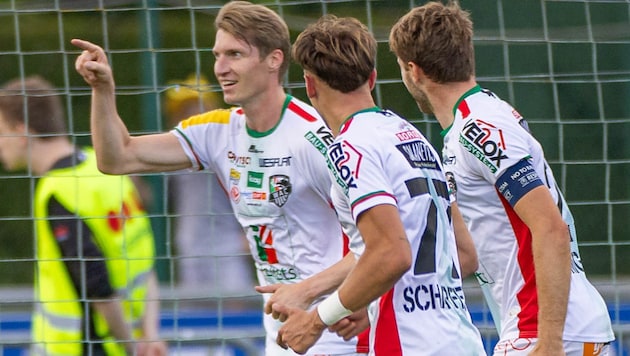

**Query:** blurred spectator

left=164, top=74, right=254, bottom=297
left=0, top=75, right=167, bottom=355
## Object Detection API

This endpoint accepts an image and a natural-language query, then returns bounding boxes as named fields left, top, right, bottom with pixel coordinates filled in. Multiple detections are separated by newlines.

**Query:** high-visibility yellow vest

left=31, top=148, right=156, bottom=356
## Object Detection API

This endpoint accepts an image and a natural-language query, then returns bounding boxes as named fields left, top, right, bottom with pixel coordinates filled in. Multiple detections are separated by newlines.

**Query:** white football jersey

left=328, top=107, right=485, bottom=355
left=443, top=85, right=614, bottom=342
left=172, top=95, right=368, bottom=355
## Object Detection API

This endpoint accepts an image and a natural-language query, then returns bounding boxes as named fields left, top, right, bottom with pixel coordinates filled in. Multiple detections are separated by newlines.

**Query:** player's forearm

left=533, top=228, right=571, bottom=346
left=452, top=202, right=478, bottom=278
left=142, top=272, right=161, bottom=341
left=92, top=296, right=135, bottom=354
left=302, top=252, right=357, bottom=303
left=90, top=87, right=134, bottom=174
left=336, top=205, right=411, bottom=312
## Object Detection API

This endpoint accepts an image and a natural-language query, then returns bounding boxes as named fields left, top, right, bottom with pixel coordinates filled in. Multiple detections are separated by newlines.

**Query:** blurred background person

left=164, top=74, right=255, bottom=300
left=0, top=75, right=167, bottom=355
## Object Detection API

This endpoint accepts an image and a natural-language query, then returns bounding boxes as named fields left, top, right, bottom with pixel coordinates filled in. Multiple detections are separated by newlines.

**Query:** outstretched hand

left=255, top=283, right=314, bottom=322
left=71, top=39, right=114, bottom=89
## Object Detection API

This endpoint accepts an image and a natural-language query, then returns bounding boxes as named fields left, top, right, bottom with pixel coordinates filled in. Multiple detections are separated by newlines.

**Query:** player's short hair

left=389, top=1, right=475, bottom=83
left=215, top=1, right=290, bottom=83
left=0, top=75, right=66, bottom=137
left=293, top=15, right=376, bottom=93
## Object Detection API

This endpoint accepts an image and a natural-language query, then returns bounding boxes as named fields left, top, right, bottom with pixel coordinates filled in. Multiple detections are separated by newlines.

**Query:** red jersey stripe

left=287, top=101, right=317, bottom=122
left=458, top=99, right=471, bottom=119
left=498, top=189, right=539, bottom=338
left=373, top=288, right=402, bottom=355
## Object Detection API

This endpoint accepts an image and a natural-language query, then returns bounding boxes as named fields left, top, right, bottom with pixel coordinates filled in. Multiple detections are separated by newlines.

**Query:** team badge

left=269, top=175, right=292, bottom=207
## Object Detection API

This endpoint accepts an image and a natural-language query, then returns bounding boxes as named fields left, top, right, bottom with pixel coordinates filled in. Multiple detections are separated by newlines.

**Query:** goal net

left=0, top=0, right=628, bottom=354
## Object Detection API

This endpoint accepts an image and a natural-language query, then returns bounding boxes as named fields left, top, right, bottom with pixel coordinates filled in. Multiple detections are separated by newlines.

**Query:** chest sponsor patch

left=396, top=140, right=440, bottom=170
left=459, top=119, right=508, bottom=173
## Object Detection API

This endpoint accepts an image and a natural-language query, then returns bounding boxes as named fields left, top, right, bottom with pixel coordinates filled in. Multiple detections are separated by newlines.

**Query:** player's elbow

left=459, top=254, right=479, bottom=279
left=392, top=242, right=413, bottom=277
left=96, top=160, right=126, bottom=175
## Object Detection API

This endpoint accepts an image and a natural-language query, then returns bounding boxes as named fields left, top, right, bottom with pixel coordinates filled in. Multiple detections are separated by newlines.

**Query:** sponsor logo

left=53, top=225, right=70, bottom=241
left=229, top=168, right=241, bottom=183
left=230, top=186, right=240, bottom=203
left=459, top=119, right=508, bottom=173
left=252, top=225, right=278, bottom=264
left=247, top=171, right=264, bottom=189
left=474, top=261, right=495, bottom=286
left=107, top=202, right=132, bottom=232
left=227, top=151, right=251, bottom=166
left=402, top=283, right=467, bottom=312
left=248, top=144, right=263, bottom=153
left=269, top=175, right=292, bottom=207
left=395, top=129, right=422, bottom=142
left=443, top=155, right=456, bottom=165
left=241, top=191, right=267, bottom=201
left=305, top=126, right=334, bottom=157
left=396, top=140, right=439, bottom=170
left=328, top=140, right=361, bottom=193
left=259, top=265, right=299, bottom=282
left=259, top=156, right=292, bottom=168
left=445, top=171, right=457, bottom=195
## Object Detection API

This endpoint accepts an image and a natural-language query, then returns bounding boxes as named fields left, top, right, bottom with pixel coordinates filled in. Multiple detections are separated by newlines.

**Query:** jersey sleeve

left=171, top=109, right=233, bottom=172
left=47, top=195, right=114, bottom=299
left=458, top=115, right=532, bottom=185
left=329, top=133, right=397, bottom=222
left=458, top=115, right=545, bottom=207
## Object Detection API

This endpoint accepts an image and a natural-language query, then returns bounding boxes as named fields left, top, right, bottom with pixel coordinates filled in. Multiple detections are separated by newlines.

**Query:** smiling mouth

left=221, top=80, right=237, bottom=89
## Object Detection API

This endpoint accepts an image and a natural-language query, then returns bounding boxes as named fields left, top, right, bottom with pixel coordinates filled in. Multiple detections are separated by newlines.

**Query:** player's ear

left=368, top=69, right=377, bottom=90
left=304, top=73, right=317, bottom=99
left=267, top=48, right=284, bottom=72
left=409, top=62, right=425, bottom=84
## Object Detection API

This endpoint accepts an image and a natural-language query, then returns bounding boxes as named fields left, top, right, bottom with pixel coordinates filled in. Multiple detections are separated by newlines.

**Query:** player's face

left=0, top=111, right=28, bottom=171
left=213, top=29, right=273, bottom=107
left=397, top=57, right=434, bottom=115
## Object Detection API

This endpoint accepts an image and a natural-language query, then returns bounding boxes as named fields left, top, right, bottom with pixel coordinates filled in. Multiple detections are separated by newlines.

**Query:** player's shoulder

left=284, top=95, right=325, bottom=127
left=460, top=89, right=521, bottom=126
left=179, top=108, right=236, bottom=129
left=341, top=108, right=410, bottom=142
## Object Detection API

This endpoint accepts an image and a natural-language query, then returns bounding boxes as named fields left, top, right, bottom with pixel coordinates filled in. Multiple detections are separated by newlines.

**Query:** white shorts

left=493, top=338, right=611, bottom=356
left=265, top=336, right=366, bottom=356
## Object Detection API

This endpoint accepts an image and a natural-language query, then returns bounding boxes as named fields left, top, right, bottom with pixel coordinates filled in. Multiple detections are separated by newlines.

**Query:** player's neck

left=30, top=138, right=75, bottom=175
left=320, top=88, right=375, bottom=137
left=427, top=79, right=478, bottom=129
left=242, top=85, right=287, bottom=133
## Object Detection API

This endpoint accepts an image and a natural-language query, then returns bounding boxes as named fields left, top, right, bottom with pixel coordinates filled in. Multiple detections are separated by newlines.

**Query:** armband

left=495, top=158, right=544, bottom=207
left=316, top=291, right=352, bottom=326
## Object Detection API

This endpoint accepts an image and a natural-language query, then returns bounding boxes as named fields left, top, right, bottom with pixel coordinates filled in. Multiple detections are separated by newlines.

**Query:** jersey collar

left=339, top=106, right=381, bottom=133
left=247, top=94, right=292, bottom=138
left=441, top=84, right=481, bottom=137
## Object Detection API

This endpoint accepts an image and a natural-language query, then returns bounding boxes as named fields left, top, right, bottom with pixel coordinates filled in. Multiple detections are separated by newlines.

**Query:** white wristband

left=316, top=291, right=352, bottom=326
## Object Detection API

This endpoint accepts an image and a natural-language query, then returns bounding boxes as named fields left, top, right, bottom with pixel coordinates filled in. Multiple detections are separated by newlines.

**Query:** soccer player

left=0, top=75, right=166, bottom=356
left=72, top=1, right=367, bottom=355
left=272, top=15, right=486, bottom=355
left=389, top=2, right=614, bottom=355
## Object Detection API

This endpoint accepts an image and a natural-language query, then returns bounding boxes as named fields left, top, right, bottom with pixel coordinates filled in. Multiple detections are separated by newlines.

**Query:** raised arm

left=72, top=39, right=190, bottom=174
